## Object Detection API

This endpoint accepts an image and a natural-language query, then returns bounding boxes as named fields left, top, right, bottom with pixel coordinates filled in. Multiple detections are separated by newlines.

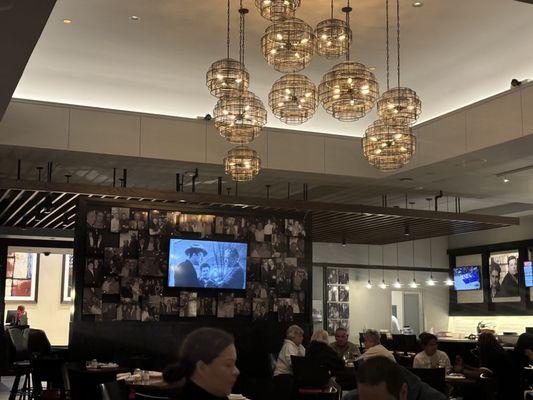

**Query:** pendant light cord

left=226, top=0, right=230, bottom=59
left=385, top=0, right=390, bottom=91
left=239, top=0, right=247, bottom=66
left=396, top=0, right=401, bottom=89
left=331, top=0, right=334, bottom=19
left=343, top=0, right=351, bottom=61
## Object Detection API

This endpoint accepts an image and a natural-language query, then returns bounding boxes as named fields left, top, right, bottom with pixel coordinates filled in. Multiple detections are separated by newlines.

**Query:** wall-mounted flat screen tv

left=453, top=266, right=481, bottom=291
left=524, top=261, right=533, bottom=288
left=167, top=238, right=247, bottom=290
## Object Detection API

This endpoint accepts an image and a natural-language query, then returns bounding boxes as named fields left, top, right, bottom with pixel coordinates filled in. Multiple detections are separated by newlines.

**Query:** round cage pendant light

left=261, top=17, right=316, bottom=73
left=206, top=0, right=249, bottom=98
left=224, top=146, right=261, bottom=182
left=315, top=0, right=352, bottom=59
left=318, top=1, right=378, bottom=121
left=377, top=0, right=421, bottom=125
left=213, top=4, right=267, bottom=143
left=362, top=119, right=416, bottom=171
left=255, top=0, right=301, bottom=22
left=268, top=73, right=317, bottom=125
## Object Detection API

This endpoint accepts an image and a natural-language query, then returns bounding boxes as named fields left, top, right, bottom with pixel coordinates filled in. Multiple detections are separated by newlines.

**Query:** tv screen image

left=168, top=238, right=247, bottom=290
left=454, top=266, right=481, bottom=291
left=524, top=261, right=533, bottom=288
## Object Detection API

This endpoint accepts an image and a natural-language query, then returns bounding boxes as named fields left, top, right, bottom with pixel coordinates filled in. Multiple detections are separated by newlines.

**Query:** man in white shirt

left=274, top=325, right=306, bottom=375
left=413, top=332, right=451, bottom=370
left=356, top=329, right=396, bottom=363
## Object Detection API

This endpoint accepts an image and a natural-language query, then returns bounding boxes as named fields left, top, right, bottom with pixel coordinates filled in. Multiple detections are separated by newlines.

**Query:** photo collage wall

left=81, top=205, right=309, bottom=323
left=326, top=267, right=350, bottom=335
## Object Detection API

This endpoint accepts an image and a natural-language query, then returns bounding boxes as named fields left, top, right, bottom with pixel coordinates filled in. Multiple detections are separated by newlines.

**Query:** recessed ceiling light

left=412, top=1, right=423, bottom=7
left=503, top=177, right=510, bottom=183
left=129, top=15, right=141, bottom=22
left=63, top=18, right=72, bottom=24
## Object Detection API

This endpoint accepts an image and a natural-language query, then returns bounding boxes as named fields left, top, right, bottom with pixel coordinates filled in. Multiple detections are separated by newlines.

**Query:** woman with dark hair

left=413, top=332, right=450, bottom=370
left=163, top=327, right=240, bottom=399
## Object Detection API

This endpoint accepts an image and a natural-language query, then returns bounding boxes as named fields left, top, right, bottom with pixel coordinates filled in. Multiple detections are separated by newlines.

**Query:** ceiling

left=12, top=0, right=533, bottom=137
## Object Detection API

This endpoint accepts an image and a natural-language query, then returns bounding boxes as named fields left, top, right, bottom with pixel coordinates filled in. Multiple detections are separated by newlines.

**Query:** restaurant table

left=445, top=373, right=478, bottom=399
left=121, top=373, right=184, bottom=397
left=68, top=362, right=131, bottom=400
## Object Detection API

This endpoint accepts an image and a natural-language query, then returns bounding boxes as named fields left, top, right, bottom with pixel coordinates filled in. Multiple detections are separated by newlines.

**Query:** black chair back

left=291, top=356, right=330, bottom=388
left=392, top=334, right=418, bottom=353
left=32, top=357, right=70, bottom=399
left=99, top=380, right=129, bottom=400
left=28, top=328, right=52, bottom=357
left=7, top=326, right=30, bottom=361
left=409, top=368, right=446, bottom=394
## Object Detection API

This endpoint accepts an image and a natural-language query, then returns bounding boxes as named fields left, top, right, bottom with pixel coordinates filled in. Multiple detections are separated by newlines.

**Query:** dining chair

left=7, top=327, right=32, bottom=400
left=99, top=381, right=129, bottom=400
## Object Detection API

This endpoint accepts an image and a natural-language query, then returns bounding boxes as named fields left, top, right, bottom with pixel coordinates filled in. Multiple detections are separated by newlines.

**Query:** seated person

left=331, top=327, right=360, bottom=360
left=413, top=332, right=450, bottom=370
left=274, top=325, right=306, bottom=376
left=356, top=329, right=395, bottom=363
left=454, top=332, right=521, bottom=400
left=353, top=356, right=447, bottom=400
left=16, top=305, right=28, bottom=326
left=307, top=329, right=344, bottom=376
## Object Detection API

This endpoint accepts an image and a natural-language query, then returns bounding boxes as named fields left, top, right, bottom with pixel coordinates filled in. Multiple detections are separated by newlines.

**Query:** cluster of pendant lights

left=206, top=0, right=422, bottom=182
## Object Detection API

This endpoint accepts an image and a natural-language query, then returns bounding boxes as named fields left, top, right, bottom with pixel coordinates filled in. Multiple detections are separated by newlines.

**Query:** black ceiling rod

left=405, top=193, right=408, bottom=208
left=122, top=169, right=127, bottom=188
left=287, top=183, right=291, bottom=199
left=235, top=181, right=238, bottom=197
left=113, top=168, right=116, bottom=187
left=457, top=197, right=461, bottom=213
left=381, top=194, right=388, bottom=207
left=36, top=166, right=43, bottom=182
left=46, top=161, right=53, bottom=183
left=226, top=187, right=231, bottom=196
left=191, top=168, right=198, bottom=193
left=434, top=190, right=443, bottom=211
left=17, top=159, right=21, bottom=180
left=217, top=177, right=222, bottom=195
left=265, top=184, right=271, bottom=199
left=65, top=174, right=71, bottom=183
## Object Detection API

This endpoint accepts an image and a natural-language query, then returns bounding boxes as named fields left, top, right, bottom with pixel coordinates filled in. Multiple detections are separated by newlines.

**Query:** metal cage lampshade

left=315, top=18, right=352, bottom=59
left=224, top=146, right=261, bottom=182
left=268, top=73, right=318, bottom=125
left=377, top=87, right=421, bottom=125
left=362, top=120, right=416, bottom=171
left=261, top=18, right=316, bottom=73
left=255, top=0, right=301, bottom=21
left=318, top=61, right=379, bottom=121
left=206, top=58, right=250, bottom=98
left=213, top=90, right=267, bottom=144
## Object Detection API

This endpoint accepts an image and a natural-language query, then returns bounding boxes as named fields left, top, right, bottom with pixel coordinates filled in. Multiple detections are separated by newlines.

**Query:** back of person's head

left=286, top=325, right=304, bottom=340
left=357, top=356, right=408, bottom=400
left=163, top=327, right=234, bottom=383
left=516, top=332, right=533, bottom=353
left=311, top=329, right=329, bottom=343
left=419, top=332, right=437, bottom=347
left=478, top=332, right=504, bottom=366
left=364, top=329, right=381, bottom=346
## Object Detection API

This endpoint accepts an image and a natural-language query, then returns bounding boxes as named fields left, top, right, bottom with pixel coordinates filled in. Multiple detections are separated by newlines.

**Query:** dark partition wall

left=70, top=197, right=312, bottom=373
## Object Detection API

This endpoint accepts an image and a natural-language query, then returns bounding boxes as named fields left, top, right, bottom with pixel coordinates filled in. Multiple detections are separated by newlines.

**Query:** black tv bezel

left=453, top=265, right=482, bottom=291
left=166, top=235, right=249, bottom=291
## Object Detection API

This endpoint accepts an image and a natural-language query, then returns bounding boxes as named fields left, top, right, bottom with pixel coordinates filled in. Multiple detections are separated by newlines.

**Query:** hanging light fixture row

left=255, top=0, right=301, bottom=22
left=224, top=146, right=261, bottom=182
left=269, top=73, right=318, bottom=124
left=315, top=0, right=352, bottom=59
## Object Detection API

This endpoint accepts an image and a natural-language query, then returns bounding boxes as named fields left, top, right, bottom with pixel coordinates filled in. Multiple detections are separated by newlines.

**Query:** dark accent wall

left=448, top=239, right=533, bottom=316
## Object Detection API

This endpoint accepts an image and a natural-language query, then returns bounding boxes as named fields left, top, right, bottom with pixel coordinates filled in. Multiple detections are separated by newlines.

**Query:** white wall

left=6, top=247, right=72, bottom=345
left=313, top=237, right=450, bottom=337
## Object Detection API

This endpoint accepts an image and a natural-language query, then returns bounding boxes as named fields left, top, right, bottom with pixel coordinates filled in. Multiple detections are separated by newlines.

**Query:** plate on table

left=447, top=373, right=466, bottom=380
left=228, top=394, right=248, bottom=400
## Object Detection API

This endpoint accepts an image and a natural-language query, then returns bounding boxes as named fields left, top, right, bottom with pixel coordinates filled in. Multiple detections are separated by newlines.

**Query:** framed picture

left=61, top=254, right=74, bottom=303
left=489, top=250, right=520, bottom=303
left=5, top=251, right=39, bottom=302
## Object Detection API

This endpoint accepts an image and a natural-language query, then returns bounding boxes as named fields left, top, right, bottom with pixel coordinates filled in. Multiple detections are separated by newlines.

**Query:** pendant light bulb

left=409, top=278, right=419, bottom=289
left=426, top=274, right=436, bottom=286
left=393, top=278, right=402, bottom=289
left=444, top=276, right=454, bottom=286
left=379, top=279, right=388, bottom=289
left=366, top=280, right=373, bottom=289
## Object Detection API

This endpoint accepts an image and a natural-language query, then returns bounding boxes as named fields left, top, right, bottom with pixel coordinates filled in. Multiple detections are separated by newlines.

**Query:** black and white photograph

left=296, top=291, right=305, bottom=314
left=288, top=237, right=305, bottom=258
left=84, top=258, right=103, bottom=286
left=277, top=298, right=294, bottom=322
left=267, top=288, right=278, bottom=312
left=252, top=298, right=268, bottom=320
left=249, top=242, right=272, bottom=258
left=141, top=295, right=162, bottom=322
left=271, top=234, right=287, bottom=257
left=312, top=300, right=323, bottom=323
left=293, top=268, right=308, bottom=291
left=327, top=319, right=338, bottom=336
left=102, top=303, right=118, bottom=321
left=119, top=259, right=138, bottom=278
left=141, top=278, right=164, bottom=297
left=162, top=211, right=181, bottom=234
left=327, top=268, right=338, bottom=284
left=338, top=269, right=349, bottom=284
left=198, top=295, right=217, bottom=316
left=179, top=214, right=215, bottom=238
left=328, top=285, right=338, bottom=302
left=161, top=297, right=179, bottom=314
left=285, top=219, right=305, bottom=237
left=290, top=293, right=301, bottom=313
left=276, top=268, right=293, bottom=295
left=179, top=291, right=198, bottom=317
left=339, top=303, right=349, bottom=319
left=234, top=297, right=251, bottom=317
left=148, top=210, right=163, bottom=236
left=120, top=231, right=140, bottom=259
left=111, top=207, right=130, bottom=233
left=101, top=275, right=120, bottom=294
left=338, top=319, right=349, bottom=330
left=490, top=250, right=520, bottom=302
left=139, top=231, right=160, bottom=255
left=117, top=301, right=140, bottom=321
left=338, top=285, right=349, bottom=302
left=263, top=217, right=284, bottom=240
left=120, top=277, right=142, bottom=300
left=87, top=229, right=105, bottom=256
left=215, top=216, right=245, bottom=239
left=328, top=302, right=340, bottom=319
left=129, top=210, right=148, bottom=230
left=138, top=256, right=164, bottom=277
left=217, top=293, right=234, bottom=318
left=284, top=257, right=298, bottom=270
left=260, top=259, right=277, bottom=286
left=83, top=287, right=102, bottom=315
left=87, top=209, right=109, bottom=230
left=104, top=247, right=123, bottom=275
left=250, top=282, right=268, bottom=298
left=247, top=258, right=261, bottom=281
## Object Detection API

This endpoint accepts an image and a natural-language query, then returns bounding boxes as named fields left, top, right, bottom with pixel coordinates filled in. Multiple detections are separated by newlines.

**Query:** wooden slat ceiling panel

left=0, top=180, right=518, bottom=245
